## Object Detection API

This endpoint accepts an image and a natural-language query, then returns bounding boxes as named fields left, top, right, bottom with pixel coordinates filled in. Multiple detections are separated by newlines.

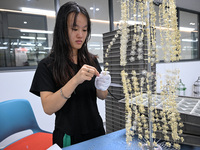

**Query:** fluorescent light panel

left=20, top=36, right=47, bottom=40
left=190, top=22, right=195, bottom=25
left=91, top=34, right=103, bottom=37
left=20, top=36, right=35, bottom=40
left=20, top=43, right=35, bottom=46
left=89, top=44, right=100, bottom=47
left=37, top=37, right=47, bottom=40
left=0, top=47, right=8, bottom=49
left=179, top=27, right=195, bottom=32
left=21, top=7, right=56, bottom=17
left=20, top=29, right=53, bottom=34
left=182, top=39, right=198, bottom=42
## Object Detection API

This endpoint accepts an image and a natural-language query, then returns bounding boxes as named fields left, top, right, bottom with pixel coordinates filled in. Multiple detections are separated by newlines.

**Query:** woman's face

left=67, top=12, right=88, bottom=53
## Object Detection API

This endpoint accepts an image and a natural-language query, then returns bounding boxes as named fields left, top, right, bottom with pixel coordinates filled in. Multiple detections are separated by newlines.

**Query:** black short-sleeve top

left=30, top=56, right=104, bottom=136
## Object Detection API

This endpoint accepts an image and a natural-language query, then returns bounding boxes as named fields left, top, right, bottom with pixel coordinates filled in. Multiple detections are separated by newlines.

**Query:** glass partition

left=0, top=0, right=55, bottom=68
left=0, top=0, right=109, bottom=69
left=179, top=10, right=199, bottom=60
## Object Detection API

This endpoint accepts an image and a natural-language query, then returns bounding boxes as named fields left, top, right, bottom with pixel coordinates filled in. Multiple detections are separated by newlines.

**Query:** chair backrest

left=0, top=99, right=44, bottom=142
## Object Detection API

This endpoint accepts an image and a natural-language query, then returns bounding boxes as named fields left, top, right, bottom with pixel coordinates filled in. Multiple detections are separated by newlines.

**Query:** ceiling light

left=37, top=37, right=47, bottom=40
left=20, top=43, right=36, bottom=46
left=90, top=19, right=109, bottom=24
left=179, top=27, right=195, bottom=32
left=90, top=7, right=94, bottom=10
left=182, top=39, right=198, bottom=42
left=0, top=47, right=8, bottom=49
left=20, top=36, right=35, bottom=39
left=119, top=20, right=146, bottom=25
left=96, top=8, right=100, bottom=11
left=91, top=34, right=103, bottom=37
left=21, top=43, right=35, bottom=46
left=21, top=7, right=56, bottom=17
left=12, top=42, right=18, bottom=45
left=24, top=21, right=27, bottom=24
left=44, top=47, right=51, bottom=50
left=20, top=29, right=53, bottom=34
left=89, top=44, right=100, bottom=47
left=20, top=36, right=47, bottom=40
left=190, top=22, right=195, bottom=26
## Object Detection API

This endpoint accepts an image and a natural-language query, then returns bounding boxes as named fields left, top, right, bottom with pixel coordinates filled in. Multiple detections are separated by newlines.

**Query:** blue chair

left=0, top=99, right=52, bottom=150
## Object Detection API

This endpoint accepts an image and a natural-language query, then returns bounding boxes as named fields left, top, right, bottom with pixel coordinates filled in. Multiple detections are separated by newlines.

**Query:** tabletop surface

left=63, top=129, right=200, bottom=150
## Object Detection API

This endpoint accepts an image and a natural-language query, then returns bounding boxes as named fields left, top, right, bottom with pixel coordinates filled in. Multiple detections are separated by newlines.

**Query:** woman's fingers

left=83, top=65, right=99, bottom=77
left=75, top=64, right=99, bottom=84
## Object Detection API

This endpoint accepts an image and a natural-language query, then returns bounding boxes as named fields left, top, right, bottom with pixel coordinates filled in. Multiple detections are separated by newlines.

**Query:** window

left=179, top=10, right=199, bottom=60
left=0, top=0, right=55, bottom=69
left=0, top=0, right=109, bottom=70
left=0, top=12, right=49, bottom=67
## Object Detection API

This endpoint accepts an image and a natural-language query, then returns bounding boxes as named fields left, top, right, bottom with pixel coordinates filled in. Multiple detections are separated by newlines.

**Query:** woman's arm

left=40, top=64, right=99, bottom=115
left=40, top=77, right=78, bottom=115
left=96, top=89, right=108, bottom=100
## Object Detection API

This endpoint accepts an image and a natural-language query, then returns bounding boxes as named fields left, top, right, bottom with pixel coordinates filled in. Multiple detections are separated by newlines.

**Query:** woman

left=30, top=1, right=111, bottom=148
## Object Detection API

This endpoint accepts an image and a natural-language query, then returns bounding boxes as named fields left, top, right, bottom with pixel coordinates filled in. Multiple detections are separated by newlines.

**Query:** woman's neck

left=72, top=55, right=78, bottom=64
left=71, top=49, right=78, bottom=64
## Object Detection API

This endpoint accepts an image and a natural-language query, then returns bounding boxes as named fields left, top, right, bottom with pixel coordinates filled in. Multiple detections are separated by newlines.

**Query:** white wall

left=156, top=61, right=200, bottom=97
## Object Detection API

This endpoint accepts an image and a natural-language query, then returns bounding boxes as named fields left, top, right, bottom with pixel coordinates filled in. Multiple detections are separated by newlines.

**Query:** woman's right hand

left=73, top=64, right=99, bottom=85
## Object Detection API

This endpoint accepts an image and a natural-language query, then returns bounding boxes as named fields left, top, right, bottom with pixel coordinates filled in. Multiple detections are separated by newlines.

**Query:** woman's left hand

left=95, top=71, right=111, bottom=91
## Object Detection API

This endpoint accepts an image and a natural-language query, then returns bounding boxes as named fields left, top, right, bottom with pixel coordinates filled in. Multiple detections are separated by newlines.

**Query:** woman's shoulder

left=89, top=53, right=98, bottom=62
left=38, top=55, right=54, bottom=66
left=37, top=55, right=54, bottom=71
left=40, top=55, right=53, bottom=63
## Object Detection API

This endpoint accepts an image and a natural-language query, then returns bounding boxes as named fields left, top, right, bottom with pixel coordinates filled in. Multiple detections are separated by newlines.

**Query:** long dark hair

left=50, top=1, right=96, bottom=86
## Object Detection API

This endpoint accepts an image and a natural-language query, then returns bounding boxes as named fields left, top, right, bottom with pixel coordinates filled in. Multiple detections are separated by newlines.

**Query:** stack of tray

left=103, top=25, right=156, bottom=134
left=119, top=94, right=200, bottom=146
